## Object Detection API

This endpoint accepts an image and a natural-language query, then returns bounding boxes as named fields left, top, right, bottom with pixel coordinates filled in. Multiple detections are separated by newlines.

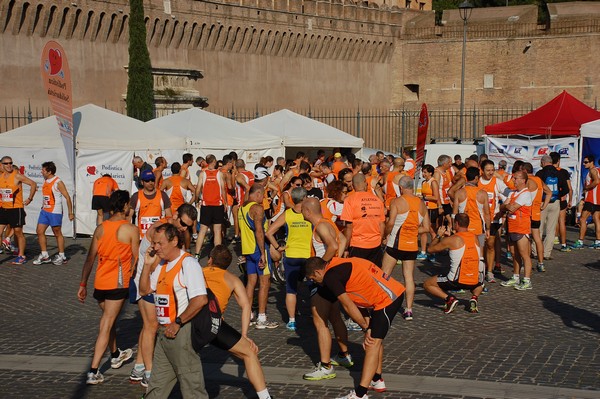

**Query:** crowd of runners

left=0, top=147, right=599, bottom=399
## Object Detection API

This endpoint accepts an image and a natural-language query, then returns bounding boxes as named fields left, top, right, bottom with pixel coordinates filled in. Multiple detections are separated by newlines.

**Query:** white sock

left=41, top=251, right=49, bottom=257
left=258, top=313, right=266, bottom=322
left=513, top=274, right=520, bottom=280
left=144, top=370, right=151, bottom=378
left=523, top=277, right=531, bottom=283
left=288, top=317, right=295, bottom=323
left=256, top=388, right=271, bottom=399
left=59, top=252, right=65, bottom=259
left=134, top=363, right=144, bottom=371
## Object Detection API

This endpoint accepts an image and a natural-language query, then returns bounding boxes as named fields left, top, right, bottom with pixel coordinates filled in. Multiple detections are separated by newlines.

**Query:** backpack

left=190, top=288, right=222, bottom=353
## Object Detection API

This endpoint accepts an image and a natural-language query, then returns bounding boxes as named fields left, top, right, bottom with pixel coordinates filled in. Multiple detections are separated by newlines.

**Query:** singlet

left=284, top=208, right=312, bottom=258
left=93, top=176, right=118, bottom=197
left=405, top=158, right=416, bottom=178
left=236, top=170, right=255, bottom=204
left=201, top=169, right=224, bottom=206
left=153, top=167, right=163, bottom=189
left=0, top=170, right=23, bottom=209
left=203, top=266, right=232, bottom=315
left=311, top=218, right=341, bottom=258
left=478, top=176, right=500, bottom=217
left=155, top=253, right=192, bottom=325
left=136, top=191, right=164, bottom=238
left=387, top=196, right=423, bottom=252
left=385, top=171, right=401, bottom=204
left=166, top=175, right=185, bottom=214
left=507, top=188, right=532, bottom=235
left=448, top=231, right=483, bottom=286
left=332, top=161, right=346, bottom=178
left=421, top=178, right=437, bottom=210
left=239, top=201, right=267, bottom=255
left=95, top=219, right=133, bottom=290
left=585, top=168, right=600, bottom=205
left=528, top=175, right=544, bottom=222
left=436, top=168, right=451, bottom=205
left=41, top=176, right=63, bottom=214
left=458, top=185, right=484, bottom=235
left=320, top=198, right=343, bottom=225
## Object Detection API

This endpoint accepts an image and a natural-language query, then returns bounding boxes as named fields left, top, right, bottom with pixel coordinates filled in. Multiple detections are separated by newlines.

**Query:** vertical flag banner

left=41, top=41, right=75, bottom=173
left=416, top=103, right=429, bottom=166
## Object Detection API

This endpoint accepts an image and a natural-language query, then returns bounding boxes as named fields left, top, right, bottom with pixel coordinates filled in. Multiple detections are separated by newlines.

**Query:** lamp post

left=458, top=0, right=473, bottom=141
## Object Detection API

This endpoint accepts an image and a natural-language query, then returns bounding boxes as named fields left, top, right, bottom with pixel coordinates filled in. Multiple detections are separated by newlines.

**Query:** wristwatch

left=361, top=326, right=370, bottom=333
left=175, top=317, right=184, bottom=327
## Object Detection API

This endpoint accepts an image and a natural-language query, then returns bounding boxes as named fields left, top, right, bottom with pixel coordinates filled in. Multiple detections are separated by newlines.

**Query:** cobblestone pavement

left=0, top=226, right=598, bottom=398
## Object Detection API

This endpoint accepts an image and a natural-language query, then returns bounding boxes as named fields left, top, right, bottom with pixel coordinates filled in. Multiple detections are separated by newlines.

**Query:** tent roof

left=245, top=109, right=364, bottom=148
left=485, top=91, right=600, bottom=137
left=580, top=118, right=600, bottom=138
left=0, top=104, right=184, bottom=150
left=148, top=108, right=282, bottom=150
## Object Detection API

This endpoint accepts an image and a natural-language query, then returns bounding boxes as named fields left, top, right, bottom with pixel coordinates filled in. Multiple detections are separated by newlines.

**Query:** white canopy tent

left=579, top=119, right=600, bottom=193
left=0, top=104, right=186, bottom=235
left=245, top=109, right=364, bottom=160
left=148, top=108, right=284, bottom=182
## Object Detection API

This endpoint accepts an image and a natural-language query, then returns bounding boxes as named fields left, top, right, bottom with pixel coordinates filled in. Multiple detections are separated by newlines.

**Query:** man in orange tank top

left=129, top=169, right=172, bottom=239
left=303, top=256, right=405, bottom=399
left=452, top=167, right=491, bottom=249
left=92, top=173, right=119, bottom=225
left=160, top=162, right=196, bottom=216
left=179, top=153, right=194, bottom=180
left=434, top=155, right=453, bottom=228
left=424, top=213, right=485, bottom=314
left=78, top=190, right=139, bottom=385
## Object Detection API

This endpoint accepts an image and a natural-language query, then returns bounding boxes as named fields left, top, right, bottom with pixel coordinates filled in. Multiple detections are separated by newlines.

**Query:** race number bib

left=487, top=192, right=494, bottom=206
left=43, top=195, right=51, bottom=209
left=154, top=294, right=172, bottom=325
left=140, top=216, right=160, bottom=234
left=1, top=188, right=13, bottom=203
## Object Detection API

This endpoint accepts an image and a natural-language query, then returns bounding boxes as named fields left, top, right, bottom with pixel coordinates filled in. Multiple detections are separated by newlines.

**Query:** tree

left=126, top=0, right=154, bottom=121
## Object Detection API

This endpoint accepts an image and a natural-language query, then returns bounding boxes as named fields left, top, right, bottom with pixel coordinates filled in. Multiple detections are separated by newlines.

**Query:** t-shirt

left=340, top=191, right=385, bottom=249
left=306, top=187, right=324, bottom=200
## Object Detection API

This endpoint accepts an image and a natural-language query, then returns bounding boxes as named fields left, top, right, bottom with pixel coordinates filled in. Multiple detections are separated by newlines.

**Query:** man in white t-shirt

left=139, top=223, right=209, bottom=398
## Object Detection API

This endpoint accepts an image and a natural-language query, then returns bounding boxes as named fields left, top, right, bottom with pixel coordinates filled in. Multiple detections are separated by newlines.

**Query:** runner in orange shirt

left=160, top=162, right=196, bottom=215
left=452, top=167, right=491, bottom=249
left=402, top=148, right=416, bottom=179
left=129, top=169, right=172, bottom=239
left=92, top=174, right=119, bottom=225
left=523, top=162, right=551, bottom=272
left=433, top=155, right=453, bottom=228
left=332, top=152, right=347, bottom=179
left=417, top=165, right=440, bottom=260
left=152, top=157, right=168, bottom=189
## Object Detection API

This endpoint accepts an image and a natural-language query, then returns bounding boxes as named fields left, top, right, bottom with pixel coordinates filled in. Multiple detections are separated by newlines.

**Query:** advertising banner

left=416, top=103, right=429, bottom=167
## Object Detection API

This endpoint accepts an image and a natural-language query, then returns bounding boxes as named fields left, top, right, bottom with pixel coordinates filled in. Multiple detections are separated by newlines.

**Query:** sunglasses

left=142, top=179, right=155, bottom=183
left=178, top=218, right=191, bottom=228
left=583, top=161, right=590, bottom=164
left=2, top=162, right=13, bottom=165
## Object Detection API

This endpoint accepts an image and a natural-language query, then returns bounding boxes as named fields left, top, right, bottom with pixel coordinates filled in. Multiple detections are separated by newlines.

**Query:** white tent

left=148, top=108, right=284, bottom=180
left=0, top=104, right=186, bottom=235
left=244, top=109, right=364, bottom=159
left=579, top=119, right=600, bottom=192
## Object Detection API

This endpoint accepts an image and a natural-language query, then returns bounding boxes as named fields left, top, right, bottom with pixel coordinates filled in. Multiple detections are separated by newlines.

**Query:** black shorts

left=210, top=319, right=242, bottom=351
left=428, top=209, right=439, bottom=224
left=349, top=246, right=383, bottom=266
left=200, top=205, right=225, bottom=226
left=442, top=204, right=452, bottom=216
left=489, top=222, right=501, bottom=236
left=313, top=285, right=339, bottom=303
left=508, top=233, right=529, bottom=243
left=560, top=200, right=568, bottom=211
left=385, top=247, right=418, bottom=261
left=437, top=276, right=482, bottom=292
left=92, top=195, right=111, bottom=212
left=530, top=220, right=541, bottom=229
left=93, top=288, right=129, bottom=302
left=0, top=208, right=26, bottom=227
left=369, top=294, right=404, bottom=340
left=583, top=202, right=600, bottom=213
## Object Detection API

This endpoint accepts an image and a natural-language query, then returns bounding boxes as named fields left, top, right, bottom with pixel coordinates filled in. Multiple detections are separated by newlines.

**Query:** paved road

left=0, top=226, right=598, bottom=398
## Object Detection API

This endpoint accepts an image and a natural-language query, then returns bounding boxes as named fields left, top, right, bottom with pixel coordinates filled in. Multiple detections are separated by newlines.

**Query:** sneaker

left=11, top=256, right=26, bottom=265
left=52, top=254, right=67, bottom=265
left=427, top=254, right=436, bottom=262
left=553, top=236, right=559, bottom=245
left=335, top=389, right=368, bottom=399
left=86, top=371, right=104, bottom=385
left=370, top=378, right=386, bottom=392
left=403, top=310, right=413, bottom=321
left=469, top=298, right=479, bottom=313
left=231, top=236, right=239, bottom=244
left=500, top=276, right=520, bottom=287
left=444, top=296, right=459, bottom=314
left=570, top=240, right=584, bottom=250
left=560, top=245, right=571, bottom=252
left=110, top=348, right=133, bottom=369
left=255, top=320, right=279, bottom=330
left=33, top=254, right=52, bottom=265
left=345, top=319, right=362, bottom=332
left=303, top=362, right=336, bottom=380
left=493, top=265, right=503, bottom=275
left=515, top=280, right=533, bottom=291
left=141, top=373, right=150, bottom=388
left=1, top=239, right=11, bottom=252
left=331, top=353, right=354, bottom=368
left=449, top=288, right=465, bottom=294
left=536, top=263, right=546, bottom=272
left=129, top=367, right=144, bottom=382
left=416, top=252, right=428, bottom=260
left=485, top=273, right=496, bottom=283
left=506, top=251, right=513, bottom=260
left=286, top=321, right=296, bottom=331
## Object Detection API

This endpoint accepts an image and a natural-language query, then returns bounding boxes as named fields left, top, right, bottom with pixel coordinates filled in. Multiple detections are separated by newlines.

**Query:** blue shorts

left=37, top=210, right=63, bottom=227
left=283, top=257, right=306, bottom=294
left=128, top=277, right=154, bottom=304
left=245, top=246, right=272, bottom=276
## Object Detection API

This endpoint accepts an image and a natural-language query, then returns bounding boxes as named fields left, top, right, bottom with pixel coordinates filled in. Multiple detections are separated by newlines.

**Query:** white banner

left=485, top=136, right=580, bottom=206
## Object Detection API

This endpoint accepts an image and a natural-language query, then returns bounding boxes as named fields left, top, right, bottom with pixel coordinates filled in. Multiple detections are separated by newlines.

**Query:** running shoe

left=255, top=320, right=279, bottom=330
left=141, top=372, right=150, bottom=388
left=427, top=254, right=436, bottom=262
left=52, top=254, right=67, bottom=265
left=111, top=348, right=133, bottom=369
left=485, top=273, right=496, bottom=283
left=86, top=371, right=104, bottom=385
left=506, top=251, right=513, bottom=260
left=469, top=298, right=479, bottom=313
left=493, top=265, right=503, bottom=275
left=560, top=245, right=571, bottom=252
left=1, top=239, right=11, bottom=252
left=536, top=263, right=545, bottom=273
left=331, top=353, right=354, bottom=368
left=449, top=289, right=465, bottom=294
left=416, top=252, right=428, bottom=260
left=129, top=367, right=144, bottom=382
left=303, top=362, right=336, bottom=380
left=553, top=236, right=559, bottom=245
left=500, top=276, right=520, bottom=287
left=231, top=236, right=239, bottom=244
left=570, top=240, right=585, bottom=250
left=444, top=296, right=459, bottom=314
left=345, top=319, right=362, bottom=332
left=11, top=256, right=26, bottom=265
left=515, top=280, right=533, bottom=291
left=335, top=389, right=368, bottom=399
left=402, top=310, right=413, bottom=321
left=286, top=321, right=296, bottom=331
left=590, top=242, right=600, bottom=249
left=370, top=378, right=386, bottom=392
left=32, top=254, right=52, bottom=265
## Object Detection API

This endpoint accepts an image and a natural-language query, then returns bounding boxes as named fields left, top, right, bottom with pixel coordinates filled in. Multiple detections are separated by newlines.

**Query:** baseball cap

left=254, top=166, right=270, bottom=180
left=141, top=170, right=155, bottom=181
left=334, top=152, right=342, bottom=158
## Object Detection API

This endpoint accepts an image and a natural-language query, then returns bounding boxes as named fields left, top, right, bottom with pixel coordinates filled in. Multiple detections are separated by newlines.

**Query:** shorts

left=508, top=233, right=529, bottom=243
left=128, top=278, right=154, bottom=304
left=530, top=219, right=541, bottom=229
left=489, top=222, right=501, bottom=236
left=200, top=205, right=225, bottom=226
left=283, top=257, right=306, bottom=294
left=369, top=294, right=404, bottom=340
left=437, top=276, right=482, bottom=292
left=93, top=288, right=129, bottom=302
left=313, top=284, right=338, bottom=303
left=385, top=246, right=418, bottom=261
left=245, top=246, right=272, bottom=276
left=475, top=234, right=485, bottom=249
left=442, top=203, right=452, bottom=216
left=37, top=209, right=63, bottom=227
left=583, top=202, right=600, bottom=213
left=560, top=200, right=568, bottom=211
left=210, top=319, right=242, bottom=351
left=428, top=208, right=439, bottom=224
left=0, top=208, right=26, bottom=227
left=92, top=195, right=111, bottom=212
left=349, top=246, right=383, bottom=265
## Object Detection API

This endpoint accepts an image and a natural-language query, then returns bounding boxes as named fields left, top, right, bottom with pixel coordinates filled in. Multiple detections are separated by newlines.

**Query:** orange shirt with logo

left=340, top=191, right=385, bottom=248
left=95, top=219, right=133, bottom=290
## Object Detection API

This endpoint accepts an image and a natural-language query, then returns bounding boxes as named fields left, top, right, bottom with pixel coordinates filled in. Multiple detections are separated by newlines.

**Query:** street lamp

left=458, top=0, right=473, bottom=141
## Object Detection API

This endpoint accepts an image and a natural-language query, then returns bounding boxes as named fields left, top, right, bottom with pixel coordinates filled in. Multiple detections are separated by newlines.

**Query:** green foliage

left=126, top=0, right=154, bottom=121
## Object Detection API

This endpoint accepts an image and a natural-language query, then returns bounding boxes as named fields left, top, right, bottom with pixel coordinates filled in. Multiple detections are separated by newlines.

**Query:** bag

left=190, top=288, right=222, bottom=353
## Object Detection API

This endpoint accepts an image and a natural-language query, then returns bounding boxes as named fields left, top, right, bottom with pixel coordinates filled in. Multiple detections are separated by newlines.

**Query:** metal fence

left=0, top=103, right=586, bottom=154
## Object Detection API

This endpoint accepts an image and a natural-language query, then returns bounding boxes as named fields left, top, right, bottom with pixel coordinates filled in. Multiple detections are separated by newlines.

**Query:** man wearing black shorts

left=92, top=174, right=119, bottom=225
left=424, top=213, right=485, bottom=314
left=303, top=256, right=406, bottom=399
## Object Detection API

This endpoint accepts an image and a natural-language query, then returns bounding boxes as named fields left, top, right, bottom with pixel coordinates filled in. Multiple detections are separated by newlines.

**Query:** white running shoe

left=331, top=353, right=354, bottom=368
left=110, top=348, right=133, bottom=369
left=302, top=362, right=336, bottom=380
left=335, top=390, right=368, bottom=399
left=369, top=378, right=386, bottom=392
left=32, top=254, right=52, bottom=265
left=86, top=371, right=104, bottom=385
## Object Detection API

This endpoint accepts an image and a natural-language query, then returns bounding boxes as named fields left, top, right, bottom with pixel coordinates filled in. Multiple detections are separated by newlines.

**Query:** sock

left=41, top=251, right=49, bottom=257
left=595, top=240, right=600, bottom=245
left=355, top=385, right=368, bottom=397
left=90, top=367, right=98, bottom=374
left=321, top=362, right=331, bottom=368
left=561, top=244, right=567, bottom=248
left=134, top=363, right=145, bottom=371
left=59, top=252, right=65, bottom=259
left=405, top=308, right=412, bottom=312
left=338, top=351, right=349, bottom=358
left=372, top=373, right=382, bottom=382
left=420, top=251, right=426, bottom=254
left=256, top=388, right=271, bottom=399
left=144, top=370, right=151, bottom=378
left=288, top=317, right=295, bottom=323
left=258, top=313, right=267, bottom=322
left=523, top=277, right=531, bottom=283
left=513, top=274, right=519, bottom=280
left=111, top=350, right=120, bottom=358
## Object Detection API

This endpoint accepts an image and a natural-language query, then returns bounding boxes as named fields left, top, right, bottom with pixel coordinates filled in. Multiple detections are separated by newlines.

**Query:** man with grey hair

left=434, top=155, right=453, bottom=226
left=133, top=156, right=153, bottom=189
left=265, top=187, right=311, bottom=331
left=382, top=176, right=430, bottom=320
left=341, top=173, right=386, bottom=265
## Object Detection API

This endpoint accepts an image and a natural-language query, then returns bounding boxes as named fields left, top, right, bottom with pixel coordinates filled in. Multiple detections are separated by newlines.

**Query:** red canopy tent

left=485, top=91, right=600, bottom=137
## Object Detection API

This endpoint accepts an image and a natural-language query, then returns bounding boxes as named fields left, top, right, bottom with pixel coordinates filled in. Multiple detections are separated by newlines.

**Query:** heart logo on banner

left=87, top=166, right=97, bottom=175
left=49, top=48, right=62, bottom=75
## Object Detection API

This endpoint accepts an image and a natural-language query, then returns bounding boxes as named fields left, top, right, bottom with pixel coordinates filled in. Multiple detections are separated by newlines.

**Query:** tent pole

left=72, top=136, right=76, bottom=240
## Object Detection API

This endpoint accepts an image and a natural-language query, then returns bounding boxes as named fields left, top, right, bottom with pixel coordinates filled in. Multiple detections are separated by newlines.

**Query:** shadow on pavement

left=539, top=295, right=600, bottom=334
